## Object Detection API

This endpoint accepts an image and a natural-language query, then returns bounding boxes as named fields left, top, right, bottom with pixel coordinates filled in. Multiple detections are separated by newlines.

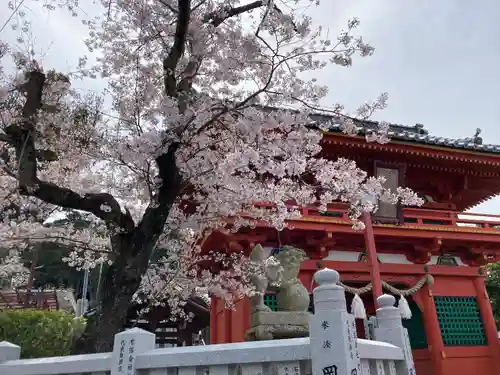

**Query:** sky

left=1, top=0, right=500, bottom=214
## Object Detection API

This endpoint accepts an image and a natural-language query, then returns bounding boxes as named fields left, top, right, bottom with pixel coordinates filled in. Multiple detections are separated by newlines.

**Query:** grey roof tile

left=325, top=120, right=500, bottom=154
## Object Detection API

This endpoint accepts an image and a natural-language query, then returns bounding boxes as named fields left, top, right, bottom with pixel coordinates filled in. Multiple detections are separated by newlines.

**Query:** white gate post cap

left=314, top=267, right=339, bottom=285
left=0, top=341, right=21, bottom=362
left=377, top=294, right=396, bottom=308
left=113, top=327, right=156, bottom=349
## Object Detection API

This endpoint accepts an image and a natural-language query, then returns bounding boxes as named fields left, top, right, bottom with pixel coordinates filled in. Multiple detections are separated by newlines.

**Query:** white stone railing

left=0, top=268, right=416, bottom=375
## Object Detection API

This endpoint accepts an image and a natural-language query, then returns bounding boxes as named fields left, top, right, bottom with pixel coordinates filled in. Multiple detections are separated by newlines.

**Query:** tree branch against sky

left=0, top=0, right=423, bottom=352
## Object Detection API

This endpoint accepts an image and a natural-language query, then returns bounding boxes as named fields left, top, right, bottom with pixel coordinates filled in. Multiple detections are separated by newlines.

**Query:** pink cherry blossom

left=0, top=0, right=423, bottom=332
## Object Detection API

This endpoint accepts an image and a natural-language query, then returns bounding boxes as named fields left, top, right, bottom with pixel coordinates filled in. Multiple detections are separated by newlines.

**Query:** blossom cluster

left=0, top=0, right=423, bottom=318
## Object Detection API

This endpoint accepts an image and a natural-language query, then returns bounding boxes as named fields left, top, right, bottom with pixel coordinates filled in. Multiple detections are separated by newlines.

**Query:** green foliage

left=485, top=262, right=500, bottom=328
left=0, top=309, right=86, bottom=358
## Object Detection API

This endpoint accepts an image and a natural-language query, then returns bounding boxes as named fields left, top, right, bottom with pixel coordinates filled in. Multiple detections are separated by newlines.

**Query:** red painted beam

left=301, top=260, right=481, bottom=278
left=285, top=218, right=500, bottom=244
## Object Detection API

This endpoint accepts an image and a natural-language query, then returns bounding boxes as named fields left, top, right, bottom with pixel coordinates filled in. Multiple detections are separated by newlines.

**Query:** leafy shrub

left=0, top=309, right=86, bottom=358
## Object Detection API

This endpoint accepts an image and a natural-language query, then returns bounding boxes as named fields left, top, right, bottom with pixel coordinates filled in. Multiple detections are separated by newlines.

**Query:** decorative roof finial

left=473, top=128, right=482, bottom=145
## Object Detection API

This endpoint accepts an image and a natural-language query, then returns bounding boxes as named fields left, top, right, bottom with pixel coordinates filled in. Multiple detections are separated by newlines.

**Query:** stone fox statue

left=246, top=245, right=310, bottom=341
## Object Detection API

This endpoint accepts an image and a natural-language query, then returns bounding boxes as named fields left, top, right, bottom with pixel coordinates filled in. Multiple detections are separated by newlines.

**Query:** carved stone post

left=111, top=328, right=155, bottom=375
left=309, top=268, right=360, bottom=375
left=374, top=295, right=416, bottom=375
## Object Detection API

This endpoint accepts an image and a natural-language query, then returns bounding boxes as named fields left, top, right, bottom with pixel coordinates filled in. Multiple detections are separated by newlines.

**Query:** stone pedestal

left=245, top=311, right=309, bottom=341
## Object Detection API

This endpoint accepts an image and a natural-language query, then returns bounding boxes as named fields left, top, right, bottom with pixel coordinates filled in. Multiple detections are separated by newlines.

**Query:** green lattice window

left=401, top=300, right=428, bottom=349
left=319, top=211, right=343, bottom=218
left=263, top=294, right=315, bottom=313
left=434, top=296, right=487, bottom=346
left=263, top=294, right=278, bottom=311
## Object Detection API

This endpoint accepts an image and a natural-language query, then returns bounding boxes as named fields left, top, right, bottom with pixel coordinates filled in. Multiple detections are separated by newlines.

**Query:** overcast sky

left=2, top=1, right=500, bottom=214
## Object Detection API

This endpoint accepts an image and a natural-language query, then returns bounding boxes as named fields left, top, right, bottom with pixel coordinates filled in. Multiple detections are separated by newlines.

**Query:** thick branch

left=32, top=183, right=134, bottom=230
left=4, top=71, right=134, bottom=231
left=5, top=71, right=45, bottom=186
left=205, top=1, right=264, bottom=27
left=158, top=0, right=178, bottom=13
left=131, top=142, right=182, bottom=257
left=134, top=0, right=271, bottom=259
left=0, top=133, right=12, bottom=143
left=163, top=0, right=191, bottom=97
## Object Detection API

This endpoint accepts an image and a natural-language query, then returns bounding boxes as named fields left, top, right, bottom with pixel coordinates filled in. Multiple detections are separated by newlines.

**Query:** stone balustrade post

left=111, top=328, right=156, bottom=375
left=309, top=267, right=361, bottom=375
left=0, top=341, right=21, bottom=363
left=374, top=295, right=416, bottom=375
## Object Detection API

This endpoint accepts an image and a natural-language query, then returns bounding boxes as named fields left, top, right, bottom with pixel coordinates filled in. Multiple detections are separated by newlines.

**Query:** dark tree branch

left=131, top=142, right=182, bottom=258
left=158, top=0, right=178, bottom=13
left=163, top=0, right=191, bottom=97
left=1, top=134, right=60, bottom=162
left=205, top=1, right=298, bottom=33
left=118, top=0, right=188, bottom=262
left=4, top=71, right=134, bottom=231
left=0, top=133, right=12, bottom=143
left=125, top=0, right=295, bottom=261
left=174, top=1, right=269, bottom=110
left=205, top=1, right=264, bottom=27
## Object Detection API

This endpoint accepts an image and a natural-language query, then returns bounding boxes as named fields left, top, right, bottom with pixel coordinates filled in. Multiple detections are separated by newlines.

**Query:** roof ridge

left=326, top=122, right=500, bottom=154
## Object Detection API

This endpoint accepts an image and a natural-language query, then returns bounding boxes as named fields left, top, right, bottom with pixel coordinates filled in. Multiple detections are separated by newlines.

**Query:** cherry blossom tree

left=0, top=0, right=423, bottom=352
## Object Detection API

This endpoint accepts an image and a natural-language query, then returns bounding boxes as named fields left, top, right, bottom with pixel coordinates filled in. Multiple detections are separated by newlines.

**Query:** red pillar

left=473, top=276, right=500, bottom=375
left=225, top=305, right=232, bottom=343
left=362, top=212, right=383, bottom=307
left=210, top=297, right=217, bottom=344
left=420, top=284, right=445, bottom=375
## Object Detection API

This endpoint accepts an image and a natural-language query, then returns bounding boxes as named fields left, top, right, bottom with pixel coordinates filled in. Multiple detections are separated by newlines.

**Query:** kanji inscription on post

left=346, top=320, right=353, bottom=360
left=113, top=336, right=137, bottom=375
left=276, top=361, right=300, bottom=375
left=351, top=316, right=360, bottom=360
left=346, top=315, right=361, bottom=375
left=346, top=315, right=359, bottom=363
left=111, top=328, right=156, bottom=375
left=126, top=338, right=136, bottom=375
left=118, top=340, right=125, bottom=373
left=322, top=365, right=338, bottom=375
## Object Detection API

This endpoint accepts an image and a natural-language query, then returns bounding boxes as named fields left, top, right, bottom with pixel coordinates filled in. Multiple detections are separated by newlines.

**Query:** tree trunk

left=72, top=144, right=182, bottom=354
left=72, top=250, right=150, bottom=353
